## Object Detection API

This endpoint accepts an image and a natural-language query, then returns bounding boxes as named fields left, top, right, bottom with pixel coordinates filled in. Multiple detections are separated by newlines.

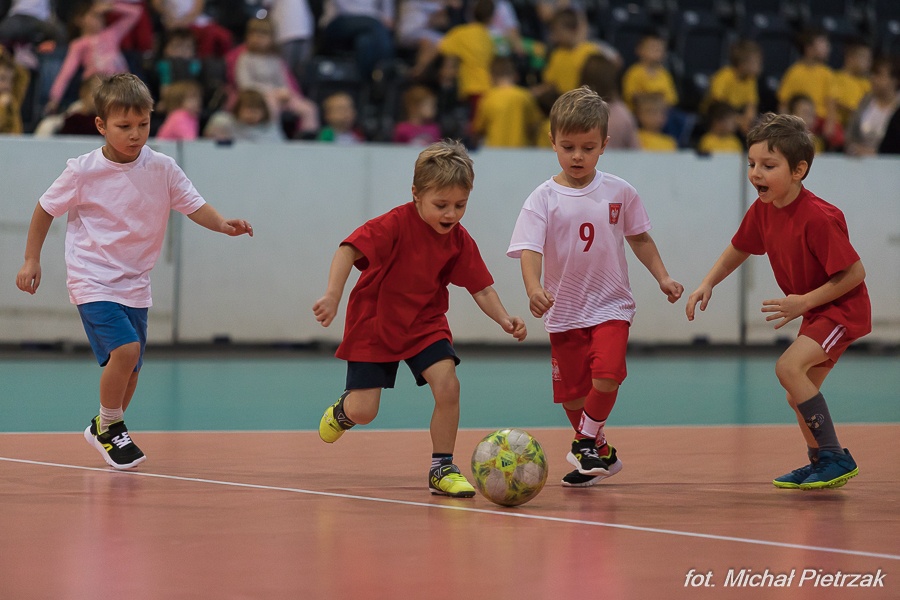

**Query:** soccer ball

left=470, top=428, right=549, bottom=507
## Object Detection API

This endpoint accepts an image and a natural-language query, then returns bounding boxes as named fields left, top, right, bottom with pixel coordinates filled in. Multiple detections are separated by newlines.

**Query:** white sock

left=99, top=406, right=124, bottom=433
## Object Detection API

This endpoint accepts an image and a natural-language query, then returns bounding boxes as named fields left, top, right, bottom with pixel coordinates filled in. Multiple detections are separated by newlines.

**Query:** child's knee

left=592, top=378, right=619, bottom=393
left=110, top=342, right=141, bottom=368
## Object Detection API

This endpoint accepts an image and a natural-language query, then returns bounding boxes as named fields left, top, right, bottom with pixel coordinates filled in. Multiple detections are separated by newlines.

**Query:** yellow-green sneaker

left=318, top=392, right=354, bottom=443
left=429, top=464, right=476, bottom=498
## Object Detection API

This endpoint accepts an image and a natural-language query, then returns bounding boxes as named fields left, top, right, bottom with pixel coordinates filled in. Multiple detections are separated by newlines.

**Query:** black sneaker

left=83, top=416, right=146, bottom=469
left=561, top=469, right=601, bottom=487
left=566, top=440, right=624, bottom=476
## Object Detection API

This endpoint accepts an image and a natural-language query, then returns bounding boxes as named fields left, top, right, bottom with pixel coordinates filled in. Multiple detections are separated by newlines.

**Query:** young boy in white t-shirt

left=16, top=73, right=253, bottom=470
left=507, top=85, right=683, bottom=487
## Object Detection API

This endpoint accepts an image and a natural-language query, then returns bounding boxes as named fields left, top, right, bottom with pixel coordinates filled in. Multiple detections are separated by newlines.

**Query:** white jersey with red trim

left=507, top=170, right=651, bottom=333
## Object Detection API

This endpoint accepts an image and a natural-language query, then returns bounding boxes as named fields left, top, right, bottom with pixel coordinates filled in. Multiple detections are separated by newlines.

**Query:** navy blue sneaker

left=773, top=463, right=815, bottom=489
left=799, top=449, right=858, bottom=490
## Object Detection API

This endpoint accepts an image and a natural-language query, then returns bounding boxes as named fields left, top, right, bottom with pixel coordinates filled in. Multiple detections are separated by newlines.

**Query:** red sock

left=564, top=407, right=590, bottom=440
left=583, top=388, right=618, bottom=450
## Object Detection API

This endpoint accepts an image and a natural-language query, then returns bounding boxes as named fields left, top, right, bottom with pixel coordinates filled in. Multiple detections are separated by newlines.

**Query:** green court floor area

left=1, top=348, right=897, bottom=433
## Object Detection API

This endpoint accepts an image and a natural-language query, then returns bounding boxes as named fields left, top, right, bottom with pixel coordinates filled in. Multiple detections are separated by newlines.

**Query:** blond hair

left=161, top=80, right=201, bottom=112
left=94, top=73, right=154, bottom=120
left=550, top=85, right=610, bottom=139
left=413, top=140, right=474, bottom=194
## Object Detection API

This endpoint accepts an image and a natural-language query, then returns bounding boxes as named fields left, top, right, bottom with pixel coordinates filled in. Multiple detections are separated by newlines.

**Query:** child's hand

left=222, top=219, right=253, bottom=237
left=685, top=285, right=712, bottom=321
left=16, top=260, right=41, bottom=294
left=528, top=289, right=554, bottom=318
left=312, top=295, right=339, bottom=327
left=660, top=277, right=684, bottom=303
left=762, top=294, right=808, bottom=329
left=502, top=316, right=527, bottom=342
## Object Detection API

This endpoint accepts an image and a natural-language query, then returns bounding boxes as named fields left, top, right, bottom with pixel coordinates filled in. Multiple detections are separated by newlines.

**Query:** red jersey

left=336, top=202, right=494, bottom=362
left=732, top=187, right=871, bottom=338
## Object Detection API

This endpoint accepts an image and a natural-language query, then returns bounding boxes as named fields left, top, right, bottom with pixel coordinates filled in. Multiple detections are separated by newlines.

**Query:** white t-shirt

left=39, top=146, right=206, bottom=308
left=507, top=171, right=651, bottom=333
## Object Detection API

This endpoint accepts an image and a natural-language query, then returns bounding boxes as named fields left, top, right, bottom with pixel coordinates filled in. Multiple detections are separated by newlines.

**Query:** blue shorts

left=345, top=339, right=460, bottom=389
left=77, top=302, right=148, bottom=371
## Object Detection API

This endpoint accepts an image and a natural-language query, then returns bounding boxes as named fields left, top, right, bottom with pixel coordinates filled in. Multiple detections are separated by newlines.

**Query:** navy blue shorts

left=77, top=302, right=148, bottom=370
left=345, top=339, right=460, bottom=389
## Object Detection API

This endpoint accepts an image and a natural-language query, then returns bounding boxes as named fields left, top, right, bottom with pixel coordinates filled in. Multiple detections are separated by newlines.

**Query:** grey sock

left=797, top=393, right=842, bottom=454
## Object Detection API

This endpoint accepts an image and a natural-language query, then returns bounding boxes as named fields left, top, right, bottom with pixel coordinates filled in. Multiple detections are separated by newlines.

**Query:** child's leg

left=420, top=356, right=475, bottom=498
left=775, top=336, right=842, bottom=453
left=581, top=378, right=619, bottom=450
left=421, top=358, right=460, bottom=455
left=99, top=342, right=140, bottom=418
left=340, top=388, right=382, bottom=425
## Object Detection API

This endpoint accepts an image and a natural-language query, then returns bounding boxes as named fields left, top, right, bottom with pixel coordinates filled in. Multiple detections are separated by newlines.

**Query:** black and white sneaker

left=566, top=439, right=623, bottom=476
left=561, top=469, right=601, bottom=487
left=84, top=416, right=146, bottom=469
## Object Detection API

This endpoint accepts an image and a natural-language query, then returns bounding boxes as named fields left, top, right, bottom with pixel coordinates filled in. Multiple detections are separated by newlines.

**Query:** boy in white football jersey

left=507, top=85, right=683, bottom=486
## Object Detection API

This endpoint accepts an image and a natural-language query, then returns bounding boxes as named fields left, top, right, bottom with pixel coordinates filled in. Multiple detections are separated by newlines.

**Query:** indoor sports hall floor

left=1, top=346, right=898, bottom=600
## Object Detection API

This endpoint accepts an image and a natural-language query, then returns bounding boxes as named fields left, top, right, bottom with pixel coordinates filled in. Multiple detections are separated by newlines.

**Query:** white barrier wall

left=2, top=137, right=898, bottom=345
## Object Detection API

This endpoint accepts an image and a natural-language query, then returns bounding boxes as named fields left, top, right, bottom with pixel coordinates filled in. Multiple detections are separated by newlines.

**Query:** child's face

left=791, top=99, right=816, bottom=129
left=845, top=47, right=872, bottom=75
left=417, top=96, right=437, bottom=121
left=184, top=91, right=202, bottom=115
left=95, top=107, right=151, bottom=164
left=165, top=37, right=196, bottom=60
left=79, top=5, right=106, bottom=35
left=712, top=114, right=737, bottom=135
left=747, top=142, right=807, bottom=207
left=324, top=95, right=356, bottom=131
left=808, top=36, right=830, bottom=61
left=637, top=38, right=666, bottom=66
left=237, top=104, right=267, bottom=125
left=246, top=29, right=274, bottom=53
left=0, top=66, right=13, bottom=94
left=870, top=64, right=898, bottom=97
left=636, top=102, right=667, bottom=132
left=551, top=127, right=609, bottom=188
left=413, top=185, right=470, bottom=235
left=737, top=53, right=762, bottom=78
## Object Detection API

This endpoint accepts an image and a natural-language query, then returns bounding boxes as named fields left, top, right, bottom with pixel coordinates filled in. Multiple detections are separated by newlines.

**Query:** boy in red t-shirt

left=312, top=140, right=527, bottom=498
left=686, top=113, right=871, bottom=490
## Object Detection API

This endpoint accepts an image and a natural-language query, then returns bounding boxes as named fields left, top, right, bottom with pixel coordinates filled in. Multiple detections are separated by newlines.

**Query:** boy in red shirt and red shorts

left=687, top=113, right=871, bottom=490
left=312, top=140, right=527, bottom=498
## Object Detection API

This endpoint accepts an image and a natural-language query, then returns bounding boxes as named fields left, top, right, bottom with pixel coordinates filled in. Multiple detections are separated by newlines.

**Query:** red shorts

left=549, top=320, right=629, bottom=403
left=799, top=315, right=858, bottom=369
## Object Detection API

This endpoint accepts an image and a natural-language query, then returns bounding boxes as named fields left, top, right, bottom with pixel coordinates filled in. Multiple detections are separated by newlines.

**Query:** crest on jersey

left=609, top=203, right=622, bottom=224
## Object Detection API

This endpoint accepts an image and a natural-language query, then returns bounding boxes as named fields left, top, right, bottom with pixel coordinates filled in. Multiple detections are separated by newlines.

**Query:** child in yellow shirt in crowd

left=539, top=8, right=604, bottom=95
left=622, top=34, right=678, bottom=110
left=472, top=55, right=542, bottom=147
left=439, top=0, right=495, bottom=110
left=706, top=39, right=761, bottom=135
left=697, top=101, right=744, bottom=154
left=778, top=29, right=838, bottom=139
left=832, top=40, right=872, bottom=127
left=634, top=93, right=677, bottom=151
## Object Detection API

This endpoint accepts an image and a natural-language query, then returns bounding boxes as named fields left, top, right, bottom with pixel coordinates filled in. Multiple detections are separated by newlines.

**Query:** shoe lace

left=580, top=445, right=600, bottom=460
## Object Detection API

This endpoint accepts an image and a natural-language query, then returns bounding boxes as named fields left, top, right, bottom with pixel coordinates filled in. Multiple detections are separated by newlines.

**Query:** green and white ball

left=471, top=428, right=549, bottom=507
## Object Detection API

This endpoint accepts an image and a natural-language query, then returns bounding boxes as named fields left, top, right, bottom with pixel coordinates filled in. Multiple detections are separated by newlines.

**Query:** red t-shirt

left=732, top=187, right=871, bottom=338
left=336, top=202, right=494, bottom=362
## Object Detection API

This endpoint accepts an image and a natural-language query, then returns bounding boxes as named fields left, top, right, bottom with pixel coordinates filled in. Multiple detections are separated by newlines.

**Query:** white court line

left=2, top=455, right=899, bottom=563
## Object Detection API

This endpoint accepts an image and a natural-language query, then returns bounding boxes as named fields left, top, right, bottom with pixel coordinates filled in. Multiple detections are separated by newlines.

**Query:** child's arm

left=685, top=244, right=750, bottom=321
left=15, top=203, right=55, bottom=294
left=312, top=244, right=362, bottom=327
left=625, top=232, right=683, bottom=303
left=187, top=204, right=253, bottom=236
left=471, top=286, right=527, bottom=342
left=520, top=249, right=554, bottom=318
left=762, top=260, right=866, bottom=329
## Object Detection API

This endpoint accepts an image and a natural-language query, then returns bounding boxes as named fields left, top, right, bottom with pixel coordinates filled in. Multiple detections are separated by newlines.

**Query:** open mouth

left=756, top=185, right=768, bottom=194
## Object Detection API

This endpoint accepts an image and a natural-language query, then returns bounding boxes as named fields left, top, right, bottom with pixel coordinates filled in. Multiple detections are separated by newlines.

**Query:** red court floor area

left=1, top=425, right=898, bottom=600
